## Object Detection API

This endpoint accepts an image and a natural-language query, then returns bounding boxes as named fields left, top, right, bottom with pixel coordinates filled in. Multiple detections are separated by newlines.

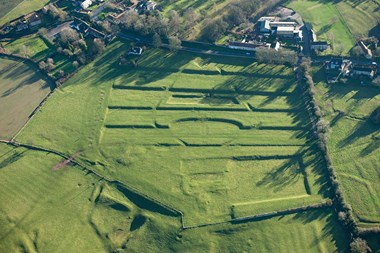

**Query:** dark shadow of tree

left=291, top=209, right=350, bottom=252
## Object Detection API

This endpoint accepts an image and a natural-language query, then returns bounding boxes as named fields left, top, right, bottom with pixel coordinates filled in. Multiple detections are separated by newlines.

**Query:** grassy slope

left=0, top=144, right=348, bottom=253
left=312, top=65, right=380, bottom=226
left=180, top=209, right=348, bottom=253
left=0, top=0, right=50, bottom=25
left=0, top=143, right=182, bottom=253
left=0, top=57, right=52, bottom=140
left=287, top=0, right=355, bottom=55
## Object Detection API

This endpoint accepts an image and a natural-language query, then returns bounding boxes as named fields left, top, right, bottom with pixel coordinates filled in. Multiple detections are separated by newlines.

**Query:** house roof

left=229, top=41, right=263, bottom=48
left=260, top=20, right=271, bottom=31
left=29, top=13, right=41, bottom=23
left=270, top=21, right=297, bottom=27
left=277, top=26, right=295, bottom=32
left=258, top=17, right=276, bottom=21
left=358, top=40, right=372, bottom=56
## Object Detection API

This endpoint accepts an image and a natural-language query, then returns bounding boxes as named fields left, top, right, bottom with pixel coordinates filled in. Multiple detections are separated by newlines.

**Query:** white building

left=81, top=0, right=92, bottom=9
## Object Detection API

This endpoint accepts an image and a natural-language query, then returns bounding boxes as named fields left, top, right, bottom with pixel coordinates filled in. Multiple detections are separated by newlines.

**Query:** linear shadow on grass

left=255, top=155, right=304, bottom=192
left=303, top=146, right=331, bottom=198
left=292, top=209, right=349, bottom=252
left=360, top=138, right=380, bottom=157
left=115, top=183, right=178, bottom=217
left=326, top=82, right=380, bottom=102
left=1, top=61, right=54, bottom=97
left=338, top=118, right=379, bottom=148
left=369, top=23, right=380, bottom=39
left=79, top=44, right=198, bottom=88
left=0, top=150, right=27, bottom=169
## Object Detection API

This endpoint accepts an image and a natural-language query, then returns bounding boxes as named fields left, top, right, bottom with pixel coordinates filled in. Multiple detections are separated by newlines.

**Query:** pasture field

left=0, top=0, right=50, bottom=25
left=17, top=40, right=333, bottom=227
left=0, top=0, right=24, bottom=21
left=0, top=144, right=348, bottom=253
left=0, top=56, right=53, bottom=140
left=0, top=143, right=183, bottom=253
left=312, top=65, right=380, bottom=227
left=287, top=0, right=355, bottom=55
left=335, top=0, right=380, bottom=38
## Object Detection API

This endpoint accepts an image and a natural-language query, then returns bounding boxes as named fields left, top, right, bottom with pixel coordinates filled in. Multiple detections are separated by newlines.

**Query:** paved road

left=301, top=25, right=312, bottom=57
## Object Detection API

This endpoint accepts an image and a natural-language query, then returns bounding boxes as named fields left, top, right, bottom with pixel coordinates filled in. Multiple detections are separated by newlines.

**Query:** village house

left=257, top=17, right=300, bottom=38
left=276, top=26, right=296, bottom=37
left=311, top=41, right=329, bottom=51
left=326, top=58, right=344, bottom=71
left=28, top=13, right=42, bottom=27
left=136, top=0, right=157, bottom=13
left=228, top=40, right=281, bottom=51
left=16, top=19, right=28, bottom=32
left=352, top=65, right=377, bottom=79
left=259, top=20, right=271, bottom=34
left=228, top=41, right=264, bottom=51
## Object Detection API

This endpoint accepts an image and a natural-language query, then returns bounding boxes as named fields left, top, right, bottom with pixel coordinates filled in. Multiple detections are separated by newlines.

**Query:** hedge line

left=295, top=59, right=379, bottom=247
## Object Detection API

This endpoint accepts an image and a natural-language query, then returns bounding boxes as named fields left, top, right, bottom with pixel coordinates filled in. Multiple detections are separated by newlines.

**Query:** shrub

left=72, top=61, right=79, bottom=69
left=350, top=238, right=368, bottom=253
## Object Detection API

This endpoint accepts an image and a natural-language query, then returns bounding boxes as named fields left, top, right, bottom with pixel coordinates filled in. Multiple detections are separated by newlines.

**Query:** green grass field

left=0, top=0, right=24, bottom=21
left=287, top=0, right=355, bottom=55
left=16, top=40, right=329, bottom=226
left=0, top=56, right=53, bottom=140
left=312, top=65, right=380, bottom=227
left=336, top=0, right=380, bottom=38
left=0, top=142, right=349, bottom=252
left=0, top=40, right=351, bottom=251
left=0, top=0, right=50, bottom=25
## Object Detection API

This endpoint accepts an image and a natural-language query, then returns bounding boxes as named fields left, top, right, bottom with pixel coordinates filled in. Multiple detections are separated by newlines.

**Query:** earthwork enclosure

left=92, top=48, right=330, bottom=226
left=8, top=43, right=348, bottom=251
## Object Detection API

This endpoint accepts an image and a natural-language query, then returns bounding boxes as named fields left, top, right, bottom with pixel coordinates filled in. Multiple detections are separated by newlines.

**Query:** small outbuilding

left=81, top=0, right=93, bottom=9
left=311, top=41, right=329, bottom=51
left=127, top=47, right=143, bottom=55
